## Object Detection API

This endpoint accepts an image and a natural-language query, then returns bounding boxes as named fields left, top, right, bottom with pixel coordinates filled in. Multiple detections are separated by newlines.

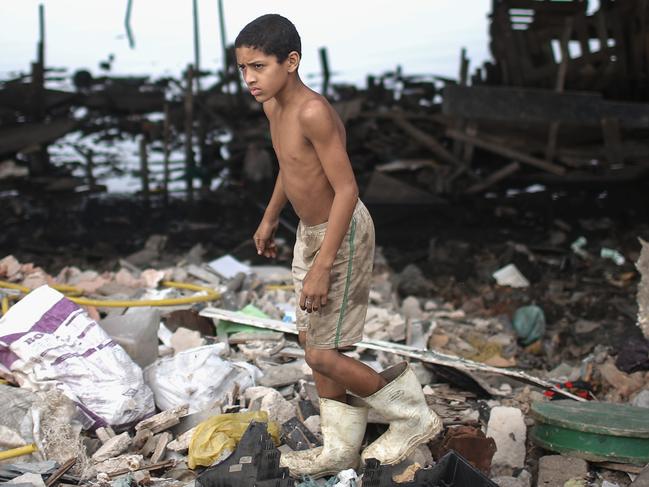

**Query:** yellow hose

left=0, top=280, right=220, bottom=309
left=265, top=284, right=294, bottom=291
left=0, top=443, right=37, bottom=461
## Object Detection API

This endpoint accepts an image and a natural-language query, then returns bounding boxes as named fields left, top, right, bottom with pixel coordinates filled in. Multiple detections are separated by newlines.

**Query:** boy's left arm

left=299, top=100, right=359, bottom=312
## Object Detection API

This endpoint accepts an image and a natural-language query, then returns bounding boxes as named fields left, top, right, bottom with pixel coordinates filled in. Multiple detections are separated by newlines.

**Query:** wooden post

left=163, top=102, right=171, bottom=204
left=452, top=48, right=471, bottom=163
left=125, top=0, right=135, bottom=48
left=319, top=47, right=330, bottom=97
left=38, top=3, right=45, bottom=66
left=73, top=145, right=95, bottom=187
left=218, top=0, right=229, bottom=91
left=86, top=149, right=95, bottom=187
left=545, top=17, right=572, bottom=162
left=445, top=129, right=566, bottom=175
left=184, top=64, right=195, bottom=201
left=193, top=0, right=201, bottom=92
left=29, top=4, right=49, bottom=176
left=139, top=136, right=150, bottom=203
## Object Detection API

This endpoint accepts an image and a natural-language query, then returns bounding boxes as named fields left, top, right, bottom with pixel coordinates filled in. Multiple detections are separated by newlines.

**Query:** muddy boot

left=360, top=362, right=443, bottom=465
left=280, top=397, right=367, bottom=478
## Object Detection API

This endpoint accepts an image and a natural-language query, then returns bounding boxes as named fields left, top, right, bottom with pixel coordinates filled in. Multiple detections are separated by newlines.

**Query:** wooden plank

left=445, top=129, right=566, bottom=175
left=0, top=118, right=77, bottom=155
left=601, top=117, right=623, bottom=165
left=390, top=115, right=466, bottom=168
left=442, top=84, right=649, bottom=128
left=465, top=162, right=520, bottom=194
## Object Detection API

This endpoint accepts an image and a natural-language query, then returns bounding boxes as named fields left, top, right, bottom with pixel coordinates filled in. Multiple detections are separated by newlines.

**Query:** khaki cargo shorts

left=292, top=199, right=375, bottom=349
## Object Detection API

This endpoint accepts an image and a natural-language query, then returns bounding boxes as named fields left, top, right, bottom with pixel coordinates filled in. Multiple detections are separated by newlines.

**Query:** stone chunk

left=7, top=473, right=46, bottom=487
left=96, top=426, right=116, bottom=444
left=259, top=360, right=309, bottom=388
left=244, top=387, right=296, bottom=425
left=150, top=431, right=173, bottom=464
left=94, top=454, right=143, bottom=475
left=486, top=406, right=526, bottom=468
left=132, top=428, right=153, bottom=450
left=133, top=470, right=151, bottom=485
left=167, top=427, right=196, bottom=453
left=135, top=404, right=189, bottom=434
left=537, top=455, right=588, bottom=486
left=91, top=432, right=131, bottom=463
left=401, top=296, right=423, bottom=320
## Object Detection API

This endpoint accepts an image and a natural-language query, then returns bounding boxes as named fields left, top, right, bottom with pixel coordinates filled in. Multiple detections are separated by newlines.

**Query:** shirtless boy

left=235, top=14, right=442, bottom=478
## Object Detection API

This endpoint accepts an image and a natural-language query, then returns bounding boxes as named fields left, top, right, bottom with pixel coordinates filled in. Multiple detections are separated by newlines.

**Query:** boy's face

left=236, top=46, right=297, bottom=103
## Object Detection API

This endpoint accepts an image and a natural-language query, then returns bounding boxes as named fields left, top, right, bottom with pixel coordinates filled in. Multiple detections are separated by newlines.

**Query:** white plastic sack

left=144, top=344, right=261, bottom=413
left=0, top=285, right=155, bottom=428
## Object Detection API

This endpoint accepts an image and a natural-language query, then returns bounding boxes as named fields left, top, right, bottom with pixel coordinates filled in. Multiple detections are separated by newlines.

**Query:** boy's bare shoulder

left=297, top=95, right=335, bottom=128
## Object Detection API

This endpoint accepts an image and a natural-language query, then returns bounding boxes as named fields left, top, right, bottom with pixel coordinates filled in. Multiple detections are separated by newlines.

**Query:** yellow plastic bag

left=188, top=410, right=280, bottom=469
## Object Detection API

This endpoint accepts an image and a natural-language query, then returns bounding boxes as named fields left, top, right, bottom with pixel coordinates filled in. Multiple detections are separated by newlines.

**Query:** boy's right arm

left=254, top=172, right=287, bottom=258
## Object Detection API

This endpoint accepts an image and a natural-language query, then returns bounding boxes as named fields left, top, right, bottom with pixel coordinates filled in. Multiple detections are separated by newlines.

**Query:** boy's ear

left=287, top=51, right=300, bottom=73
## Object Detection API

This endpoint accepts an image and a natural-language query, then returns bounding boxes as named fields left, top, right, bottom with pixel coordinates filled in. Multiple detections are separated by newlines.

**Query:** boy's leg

left=306, top=347, right=387, bottom=399
left=299, top=331, right=386, bottom=400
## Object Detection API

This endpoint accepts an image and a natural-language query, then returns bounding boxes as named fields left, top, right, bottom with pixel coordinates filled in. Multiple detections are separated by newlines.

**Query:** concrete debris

left=6, top=472, right=46, bottom=487
left=170, top=327, right=206, bottom=353
left=537, top=455, right=589, bottom=486
left=150, top=431, right=172, bottom=464
left=95, top=427, right=116, bottom=445
left=486, top=406, right=526, bottom=469
left=244, top=386, right=296, bottom=425
left=91, top=432, right=132, bottom=463
left=93, top=454, right=143, bottom=476
left=135, top=405, right=189, bottom=434
left=167, top=427, right=196, bottom=453
left=637, top=238, right=649, bottom=339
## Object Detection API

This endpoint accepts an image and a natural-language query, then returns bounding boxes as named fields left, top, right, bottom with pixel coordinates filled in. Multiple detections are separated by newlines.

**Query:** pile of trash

left=0, top=235, right=648, bottom=487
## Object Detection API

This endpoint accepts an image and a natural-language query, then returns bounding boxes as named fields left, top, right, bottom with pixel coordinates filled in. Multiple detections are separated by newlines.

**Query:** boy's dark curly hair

left=235, top=14, right=301, bottom=63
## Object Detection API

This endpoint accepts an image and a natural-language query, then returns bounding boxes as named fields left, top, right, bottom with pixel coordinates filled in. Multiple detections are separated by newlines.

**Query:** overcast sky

left=1, top=1, right=492, bottom=87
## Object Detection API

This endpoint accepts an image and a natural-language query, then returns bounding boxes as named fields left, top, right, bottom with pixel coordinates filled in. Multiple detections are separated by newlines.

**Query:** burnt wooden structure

left=485, top=0, right=649, bottom=101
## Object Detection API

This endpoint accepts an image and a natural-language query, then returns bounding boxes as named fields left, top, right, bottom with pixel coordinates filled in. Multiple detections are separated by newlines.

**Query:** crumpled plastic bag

left=512, top=305, right=546, bottom=345
left=0, top=285, right=154, bottom=429
left=188, top=411, right=279, bottom=469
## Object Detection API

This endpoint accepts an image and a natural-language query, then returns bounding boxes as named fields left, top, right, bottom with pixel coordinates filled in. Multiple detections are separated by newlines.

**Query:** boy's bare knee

left=305, top=347, right=336, bottom=373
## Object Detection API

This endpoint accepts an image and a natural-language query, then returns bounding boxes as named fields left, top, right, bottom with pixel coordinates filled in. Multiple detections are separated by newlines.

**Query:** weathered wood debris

left=1, top=0, right=648, bottom=200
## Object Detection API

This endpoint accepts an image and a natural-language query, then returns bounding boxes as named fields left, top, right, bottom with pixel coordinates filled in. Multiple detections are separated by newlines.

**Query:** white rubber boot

left=280, top=397, right=368, bottom=478
left=360, top=362, right=443, bottom=465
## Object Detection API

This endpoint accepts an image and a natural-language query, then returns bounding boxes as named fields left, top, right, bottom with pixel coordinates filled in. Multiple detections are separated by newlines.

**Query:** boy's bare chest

left=268, top=118, right=313, bottom=165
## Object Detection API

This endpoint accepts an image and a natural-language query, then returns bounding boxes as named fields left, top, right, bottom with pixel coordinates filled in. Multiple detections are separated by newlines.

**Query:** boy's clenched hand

left=254, top=218, right=279, bottom=258
left=300, top=263, right=330, bottom=313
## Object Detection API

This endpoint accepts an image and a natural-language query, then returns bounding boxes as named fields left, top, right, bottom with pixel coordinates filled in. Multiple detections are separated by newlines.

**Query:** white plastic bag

left=0, top=285, right=155, bottom=428
left=144, top=344, right=261, bottom=412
